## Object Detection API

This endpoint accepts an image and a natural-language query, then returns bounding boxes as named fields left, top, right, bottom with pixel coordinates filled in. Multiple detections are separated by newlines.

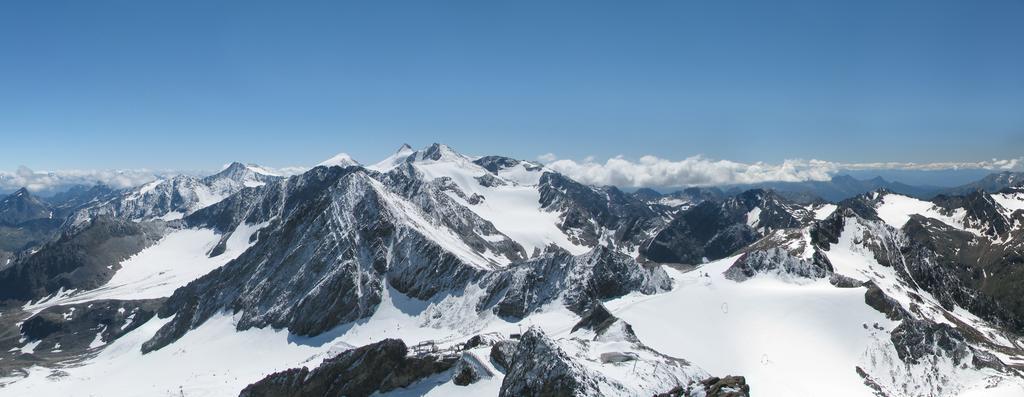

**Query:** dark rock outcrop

left=890, top=318, right=970, bottom=366
left=489, top=339, right=519, bottom=372
left=570, top=303, right=618, bottom=335
left=498, top=328, right=602, bottom=397
left=239, top=339, right=456, bottom=397
left=18, top=299, right=162, bottom=353
left=0, top=217, right=166, bottom=302
left=538, top=172, right=663, bottom=251
left=655, top=376, right=750, bottom=397
left=863, top=281, right=905, bottom=321
left=479, top=246, right=670, bottom=319
left=0, top=188, right=51, bottom=226
left=641, top=189, right=808, bottom=264
left=723, top=248, right=831, bottom=282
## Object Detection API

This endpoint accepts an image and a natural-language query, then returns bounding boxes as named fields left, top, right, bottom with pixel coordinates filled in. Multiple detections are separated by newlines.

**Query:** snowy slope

left=318, top=152, right=360, bottom=168
left=607, top=257, right=892, bottom=396
left=875, top=193, right=968, bottom=230
left=66, top=163, right=281, bottom=228
left=396, top=144, right=589, bottom=256
left=4, top=146, right=1024, bottom=397
left=992, top=190, right=1024, bottom=218
left=22, top=222, right=267, bottom=315
left=0, top=313, right=349, bottom=397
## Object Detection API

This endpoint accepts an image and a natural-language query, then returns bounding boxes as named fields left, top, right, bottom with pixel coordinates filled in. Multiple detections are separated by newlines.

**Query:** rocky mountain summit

left=0, top=144, right=1023, bottom=396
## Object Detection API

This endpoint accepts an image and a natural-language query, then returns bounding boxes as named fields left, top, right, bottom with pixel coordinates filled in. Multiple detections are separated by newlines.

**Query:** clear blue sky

left=1, top=0, right=1022, bottom=170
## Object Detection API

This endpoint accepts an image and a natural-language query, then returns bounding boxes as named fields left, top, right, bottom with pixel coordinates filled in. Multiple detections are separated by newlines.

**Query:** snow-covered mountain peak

left=413, top=143, right=470, bottom=163
left=213, top=162, right=278, bottom=180
left=367, top=143, right=417, bottom=172
left=992, top=188, right=1024, bottom=218
left=245, top=164, right=280, bottom=177
left=10, top=146, right=1024, bottom=397
left=0, top=187, right=51, bottom=225
left=206, top=162, right=281, bottom=189
left=317, top=152, right=360, bottom=168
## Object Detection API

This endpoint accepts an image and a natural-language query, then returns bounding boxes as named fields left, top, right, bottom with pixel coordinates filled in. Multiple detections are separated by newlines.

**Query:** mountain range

left=0, top=144, right=1022, bottom=396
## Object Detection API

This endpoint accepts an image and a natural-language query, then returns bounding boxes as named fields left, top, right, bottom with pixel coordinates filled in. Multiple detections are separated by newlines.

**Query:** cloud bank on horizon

left=0, top=165, right=306, bottom=194
left=541, top=154, right=1024, bottom=188
left=2, top=154, right=1021, bottom=194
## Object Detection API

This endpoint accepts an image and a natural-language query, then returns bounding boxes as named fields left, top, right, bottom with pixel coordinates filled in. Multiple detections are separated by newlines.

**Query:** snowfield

left=607, top=257, right=892, bottom=396
left=23, top=222, right=266, bottom=315
left=874, top=193, right=974, bottom=233
left=1, top=314, right=340, bottom=396
left=3, top=145, right=1023, bottom=397
left=409, top=146, right=589, bottom=256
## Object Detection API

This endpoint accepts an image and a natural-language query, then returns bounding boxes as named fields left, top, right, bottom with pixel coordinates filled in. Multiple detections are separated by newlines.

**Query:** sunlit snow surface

left=410, top=150, right=589, bottom=256
left=607, top=257, right=890, bottom=396
left=874, top=193, right=974, bottom=232
left=6, top=152, right=1024, bottom=396
left=607, top=252, right=1024, bottom=396
left=992, top=191, right=1024, bottom=218
left=813, top=203, right=837, bottom=220
left=2, top=269, right=581, bottom=396
left=23, top=222, right=267, bottom=314
left=7, top=222, right=1024, bottom=395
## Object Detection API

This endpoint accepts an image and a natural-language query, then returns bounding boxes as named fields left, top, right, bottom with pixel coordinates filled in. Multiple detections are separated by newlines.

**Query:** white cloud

left=4, top=154, right=1021, bottom=194
left=537, top=153, right=558, bottom=163
left=265, top=166, right=310, bottom=176
left=0, top=167, right=177, bottom=193
left=835, top=158, right=1024, bottom=172
left=0, top=164, right=311, bottom=194
left=544, top=155, right=1024, bottom=188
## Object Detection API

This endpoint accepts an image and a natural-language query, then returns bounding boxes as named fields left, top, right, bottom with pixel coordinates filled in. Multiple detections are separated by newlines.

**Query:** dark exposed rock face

left=144, top=168, right=493, bottom=352
left=891, top=318, right=971, bottom=366
left=898, top=215, right=1024, bottom=334
left=239, top=339, right=456, bottom=397
left=812, top=192, right=1024, bottom=336
left=0, top=218, right=63, bottom=267
left=489, top=340, right=519, bottom=372
left=452, top=353, right=487, bottom=386
left=479, top=246, right=671, bottom=319
left=17, top=299, right=162, bottom=354
left=694, top=376, right=751, bottom=397
left=641, top=189, right=808, bottom=264
left=654, top=376, right=751, bottom=397
left=0, top=188, right=64, bottom=261
left=570, top=303, right=617, bottom=335
left=537, top=172, right=663, bottom=250
left=0, top=188, right=51, bottom=226
left=940, top=171, right=1024, bottom=197
left=0, top=217, right=166, bottom=302
left=144, top=158, right=675, bottom=353
left=44, top=184, right=117, bottom=214
left=62, top=162, right=281, bottom=234
left=498, top=328, right=602, bottom=397
left=932, top=191, right=1013, bottom=237
left=473, top=155, right=541, bottom=174
left=724, top=248, right=831, bottom=282
left=452, top=361, right=480, bottom=385
left=863, top=281, right=905, bottom=321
